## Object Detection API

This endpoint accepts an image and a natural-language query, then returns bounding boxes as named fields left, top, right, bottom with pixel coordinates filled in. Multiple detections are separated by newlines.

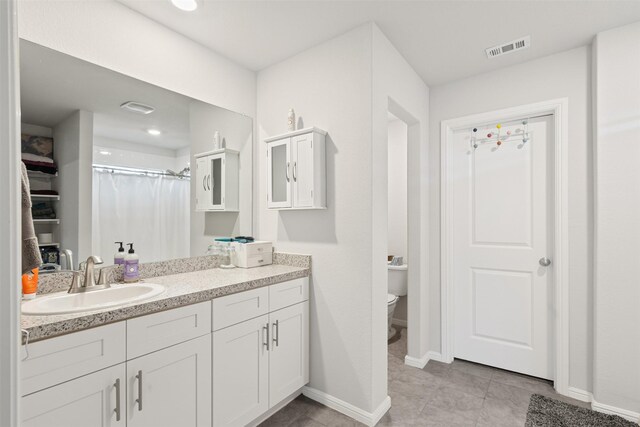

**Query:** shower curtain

left=92, top=169, right=190, bottom=264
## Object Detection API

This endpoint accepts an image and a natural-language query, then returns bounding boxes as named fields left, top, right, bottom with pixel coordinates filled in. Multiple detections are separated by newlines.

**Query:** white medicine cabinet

left=265, top=127, right=326, bottom=210
left=195, top=149, right=239, bottom=212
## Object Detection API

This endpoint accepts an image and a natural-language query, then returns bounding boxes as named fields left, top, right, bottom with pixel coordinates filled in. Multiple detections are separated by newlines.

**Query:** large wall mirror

left=20, top=40, right=253, bottom=268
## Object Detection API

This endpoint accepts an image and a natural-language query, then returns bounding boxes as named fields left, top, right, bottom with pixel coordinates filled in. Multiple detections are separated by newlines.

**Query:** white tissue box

left=231, top=241, right=273, bottom=268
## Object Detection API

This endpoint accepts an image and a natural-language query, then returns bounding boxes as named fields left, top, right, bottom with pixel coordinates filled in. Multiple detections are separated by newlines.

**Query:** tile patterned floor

left=261, top=327, right=589, bottom=426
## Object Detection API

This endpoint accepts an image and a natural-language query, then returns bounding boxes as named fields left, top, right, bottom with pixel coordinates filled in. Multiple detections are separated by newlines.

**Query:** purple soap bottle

left=124, top=243, right=139, bottom=283
left=114, top=242, right=125, bottom=265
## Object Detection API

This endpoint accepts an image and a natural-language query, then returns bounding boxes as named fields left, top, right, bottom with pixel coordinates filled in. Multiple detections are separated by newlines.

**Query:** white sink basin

left=22, top=283, right=166, bottom=315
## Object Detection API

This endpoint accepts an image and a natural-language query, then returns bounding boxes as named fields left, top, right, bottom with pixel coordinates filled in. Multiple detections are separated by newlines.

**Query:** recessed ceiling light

left=120, top=101, right=155, bottom=115
left=147, top=129, right=162, bottom=136
left=171, top=0, right=197, bottom=11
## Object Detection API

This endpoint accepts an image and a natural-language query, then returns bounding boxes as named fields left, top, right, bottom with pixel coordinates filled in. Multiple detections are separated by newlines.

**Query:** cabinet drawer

left=245, top=242, right=272, bottom=256
left=127, top=301, right=211, bottom=359
left=21, top=322, right=125, bottom=396
left=212, top=287, right=269, bottom=331
left=269, top=278, right=309, bottom=312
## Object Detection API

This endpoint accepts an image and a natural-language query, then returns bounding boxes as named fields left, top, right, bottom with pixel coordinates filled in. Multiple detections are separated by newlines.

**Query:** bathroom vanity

left=20, top=258, right=310, bottom=427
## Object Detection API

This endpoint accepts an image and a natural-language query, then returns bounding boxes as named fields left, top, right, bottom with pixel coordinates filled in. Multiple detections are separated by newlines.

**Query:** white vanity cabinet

left=22, top=364, right=126, bottom=427
left=21, top=278, right=309, bottom=427
left=21, top=302, right=212, bottom=427
left=212, top=278, right=310, bottom=427
left=195, top=148, right=239, bottom=211
left=126, top=335, right=211, bottom=427
left=266, top=128, right=326, bottom=210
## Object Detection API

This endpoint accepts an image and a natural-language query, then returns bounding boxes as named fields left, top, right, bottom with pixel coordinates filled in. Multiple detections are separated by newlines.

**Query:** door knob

left=539, top=257, right=552, bottom=267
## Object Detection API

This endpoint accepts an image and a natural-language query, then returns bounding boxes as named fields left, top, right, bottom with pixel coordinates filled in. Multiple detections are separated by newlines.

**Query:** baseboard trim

left=391, top=318, right=407, bottom=328
left=426, top=351, right=446, bottom=363
left=591, top=399, right=640, bottom=423
left=404, top=352, right=429, bottom=369
left=565, top=387, right=592, bottom=403
left=302, top=386, right=390, bottom=427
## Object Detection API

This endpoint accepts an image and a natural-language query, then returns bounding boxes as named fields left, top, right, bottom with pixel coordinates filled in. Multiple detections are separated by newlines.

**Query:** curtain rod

left=93, top=164, right=190, bottom=179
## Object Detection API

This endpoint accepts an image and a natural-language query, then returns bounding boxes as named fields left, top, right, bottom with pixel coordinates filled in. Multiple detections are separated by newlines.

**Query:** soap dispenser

left=114, top=242, right=125, bottom=265
left=124, top=243, right=139, bottom=283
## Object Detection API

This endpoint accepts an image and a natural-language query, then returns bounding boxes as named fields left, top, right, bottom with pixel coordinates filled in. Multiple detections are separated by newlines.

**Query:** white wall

left=592, top=22, right=640, bottom=416
left=53, top=110, right=94, bottom=264
left=257, top=24, right=376, bottom=413
left=372, top=25, right=430, bottom=384
left=257, top=23, right=429, bottom=417
left=429, top=46, right=593, bottom=392
left=387, top=119, right=408, bottom=258
left=21, top=122, right=52, bottom=138
left=17, top=0, right=255, bottom=120
left=93, top=136, right=185, bottom=172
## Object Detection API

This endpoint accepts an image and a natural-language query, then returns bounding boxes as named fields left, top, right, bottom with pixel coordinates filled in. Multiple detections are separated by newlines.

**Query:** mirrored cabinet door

left=267, top=139, right=291, bottom=209
left=211, top=156, right=223, bottom=208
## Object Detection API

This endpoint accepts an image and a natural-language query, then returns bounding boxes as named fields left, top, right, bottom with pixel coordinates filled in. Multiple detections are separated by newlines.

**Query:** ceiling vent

left=120, top=101, right=155, bottom=115
left=485, top=36, right=530, bottom=59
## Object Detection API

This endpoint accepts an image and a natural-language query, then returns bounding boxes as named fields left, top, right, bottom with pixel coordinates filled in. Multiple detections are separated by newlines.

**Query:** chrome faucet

left=68, top=255, right=110, bottom=294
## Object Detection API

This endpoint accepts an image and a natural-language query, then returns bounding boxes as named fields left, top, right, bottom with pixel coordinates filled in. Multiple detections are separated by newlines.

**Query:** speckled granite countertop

left=22, top=262, right=310, bottom=343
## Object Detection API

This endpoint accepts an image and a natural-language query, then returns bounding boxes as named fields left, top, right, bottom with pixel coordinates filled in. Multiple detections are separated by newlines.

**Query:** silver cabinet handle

left=113, top=378, right=121, bottom=421
left=286, top=162, right=290, bottom=182
left=135, top=370, right=143, bottom=411
left=539, top=257, right=551, bottom=267
left=293, top=162, right=297, bottom=182
left=203, top=175, right=207, bottom=191
left=273, top=320, right=279, bottom=347
left=263, top=323, right=270, bottom=351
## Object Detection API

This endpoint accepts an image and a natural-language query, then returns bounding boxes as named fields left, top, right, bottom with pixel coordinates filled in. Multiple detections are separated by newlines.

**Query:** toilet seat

left=387, top=293, right=398, bottom=305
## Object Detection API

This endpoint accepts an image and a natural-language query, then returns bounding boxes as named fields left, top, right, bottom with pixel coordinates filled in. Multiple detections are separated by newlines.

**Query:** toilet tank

left=388, top=264, right=408, bottom=296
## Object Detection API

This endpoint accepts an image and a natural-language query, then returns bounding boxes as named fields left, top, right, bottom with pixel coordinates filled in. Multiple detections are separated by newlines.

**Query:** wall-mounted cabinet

left=194, top=149, right=239, bottom=212
left=266, top=127, right=326, bottom=210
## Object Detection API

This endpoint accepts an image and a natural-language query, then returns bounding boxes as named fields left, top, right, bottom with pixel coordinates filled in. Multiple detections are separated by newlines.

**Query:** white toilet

left=387, top=263, right=408, bottom=339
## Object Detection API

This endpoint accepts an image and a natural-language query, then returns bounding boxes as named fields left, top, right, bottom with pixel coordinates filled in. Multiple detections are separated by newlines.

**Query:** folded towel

left=21, top=152, right=54, bottom=164
left=23, top=159, right=58, bottom=175
left=21, top=162, right=42, bottom=274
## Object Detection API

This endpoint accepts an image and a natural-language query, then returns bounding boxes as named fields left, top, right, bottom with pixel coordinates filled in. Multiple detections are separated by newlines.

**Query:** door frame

left=440, top=98, right=569, bottom=395
left=0, top=0, right=22, bottom=424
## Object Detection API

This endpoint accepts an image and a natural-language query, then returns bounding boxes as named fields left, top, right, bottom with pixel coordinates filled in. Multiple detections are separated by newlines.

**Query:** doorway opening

left=387, top=111, right=409, bottom=360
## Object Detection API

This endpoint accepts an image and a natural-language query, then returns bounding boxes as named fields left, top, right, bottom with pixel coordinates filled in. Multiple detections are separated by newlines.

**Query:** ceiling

left=20, top=40, right=193, bottom=150
left=116, top=0, right=640, bottom=86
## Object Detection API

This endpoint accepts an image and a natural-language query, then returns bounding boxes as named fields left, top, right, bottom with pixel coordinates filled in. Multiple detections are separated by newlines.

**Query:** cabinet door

left=267, top=138, right=292, bottom=209
left=292, top=133, right=314, bottom=208
left=195, top=156, right=212, bottom=211
left=213, top=314, right=269, bottom=427
left=127, top=334, right=211, bottom=427
left=269, top=301, right=309, bottom=406
left=210, top=154, right=224, bottom=209
left=22, top=364, right=126, bottom=427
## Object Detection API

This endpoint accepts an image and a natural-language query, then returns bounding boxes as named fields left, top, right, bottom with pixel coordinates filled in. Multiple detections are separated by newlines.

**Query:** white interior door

left=452, top=116, right=553, bottom=380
